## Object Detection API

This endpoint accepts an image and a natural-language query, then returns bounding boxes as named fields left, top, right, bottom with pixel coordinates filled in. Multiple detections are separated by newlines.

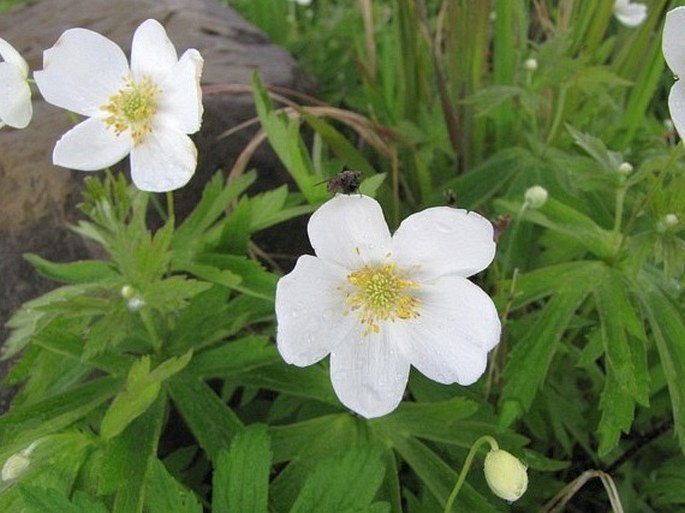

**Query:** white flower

left=664, top=7, right=685, bottom=140
left=483, top=449, right=528, bottom=502
left=0, top=37, right=32, bottom=129
left=1, top=441, right=39, bottom=482
left=275, top=195, right=501, bottom=418
left=34, top=19, right=203, bottom=192
left=613, top=0, right=647, bottom=27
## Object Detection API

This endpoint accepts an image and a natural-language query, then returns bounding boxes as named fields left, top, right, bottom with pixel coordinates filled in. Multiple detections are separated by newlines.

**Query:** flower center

left=344, top=263, right=420, bottom=334
left=101, top=75, right=160, bottom=145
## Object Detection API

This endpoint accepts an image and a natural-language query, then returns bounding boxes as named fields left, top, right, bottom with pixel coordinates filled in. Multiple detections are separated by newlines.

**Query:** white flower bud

left=120, top=285, right=136, bottom=299
left=524, top=58, right=538, bottom=71
left=127, top=296, right=146, bottom=311
left=617, top=162, right=633, bottom=175
left=664, top=118, right=675, bottom=131
left=2, top=453, right=30, bottom=481
left=665, top=213, right=679, bottom=227
left=483, top=449, right=528, bottom=502
left=524, top=185, right=548, bottom=209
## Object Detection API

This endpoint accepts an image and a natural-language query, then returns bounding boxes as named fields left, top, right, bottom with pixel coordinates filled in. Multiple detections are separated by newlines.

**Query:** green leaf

left=501, top=262, right=601, bottom=425
left=213, top=424, right=272, bottom=513
left=145, top=459, right=202, bottom=513
left=100, top=395, right=166, bottom=513
left=637, top=276, right=685, bottom=454
left=566, top=124, right=622, bottom=170
left=594, top=268, right=649, bottom=405
left=187, top=335, right=278, bottom=378
left=0, top=377, right=120, bottom=447
left=289, top=444, right=386, bottom=513
left=18, top=487, right=110, bottom=513
left=597, top=367, right=635, bottom=456
left=23, top=254, right=117, bottom=284
left=359, top=173, right=387, bottom=197
left=168, top=375, right=243, bottom=462
left=100, top=352, right=192, bottom=440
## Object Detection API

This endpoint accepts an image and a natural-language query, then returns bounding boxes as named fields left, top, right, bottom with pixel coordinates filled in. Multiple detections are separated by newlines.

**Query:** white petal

left=394, top=275, right=500, bottom=385
left=159, top=49, right=204, bottom=134
left=664, top=7, right=685, bottom=77
left=34, top=28, right=129, bottom=115
left=131, top=19, right=178, bottom=83
left=0, top=63, right=32, bottom=128
left=308, top=195, right=392, bottom=269
left=392, top=207, right=495, bottom=280
left=53, top=116, right=132, bottom=170
left=129, top=121, right=197, bottom=191
left=0, top=38, right=28, bottom=77
left=330, top=331, right=410, bottom=418
left=614, top=1, right=647, bottom=27
left=669, top=80, right=685, bottom=140
left=276, top=255, right=357, bottom=366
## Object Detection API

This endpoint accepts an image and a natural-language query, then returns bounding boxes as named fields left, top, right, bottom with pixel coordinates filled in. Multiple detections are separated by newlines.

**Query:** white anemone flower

left=613, top=0, right=647, bottom=27
left=0, top=38, right=32, bottom=129
left=34, top=19, right=203, bottom=192
left=664, top=7, right=685, bottom=140
left=275, top=194, right=501, bottom=418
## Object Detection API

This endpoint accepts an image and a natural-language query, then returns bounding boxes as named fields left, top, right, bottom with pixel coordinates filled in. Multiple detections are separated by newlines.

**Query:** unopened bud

left=127, top=296, right=146, bottom=312
left=483, top=449, right=528, bottom=502
left=121, top=285, right=136, bottom=300
left=665, top=213, right=679, bottom=227
left=524, top=58, right=538, bottom=71
left=2, top=453, right=30, bottom=481
left=524, top=185, right=548, bottom=209
left=617, top=162, right=633, bottom=175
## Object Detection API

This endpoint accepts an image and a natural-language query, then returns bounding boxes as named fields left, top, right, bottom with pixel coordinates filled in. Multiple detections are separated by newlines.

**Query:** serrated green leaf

left=289, top=444, right=385, bottom=513
left=597, top=367, right=635, bottom=456
left=594, top=268, right=649, bottom=405
left=186, top=335, right=278, bottom=378
left=145, top=459, right=202, bottom=513
left=101, top=352, right=191, bottom=440
left=213, top=424, right=272, bottom=513
left=23, top=254, right=117, bottom=284
left=168, top=375, right=243, bottom=462
left=18, top=486, right=109, bottom=513
left=0, top=377, right=120, bottom=447
left=101, top=395, right=166, bottom=513
left=637, top=276, right=685, bottom=454
left=501, top=262, right=601, bottom=425
left=566, top=124, right=622, bottom=170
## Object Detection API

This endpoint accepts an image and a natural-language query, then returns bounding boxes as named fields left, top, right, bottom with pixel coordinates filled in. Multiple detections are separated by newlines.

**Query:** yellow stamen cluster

left=101, top=75, right=160, bottom=145
left=344, top=263, right=420, bottom=334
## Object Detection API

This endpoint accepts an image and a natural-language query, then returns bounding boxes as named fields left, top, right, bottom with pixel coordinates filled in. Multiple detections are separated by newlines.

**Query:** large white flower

left=664, top=7, right=685, bottom=140
left=275, top=194, right=501, bottom=418
left=613, top=0, right=647, bottom=27
left=34, top=19, right=203, bottom=192
left=0, top=37, right=32, bottom=129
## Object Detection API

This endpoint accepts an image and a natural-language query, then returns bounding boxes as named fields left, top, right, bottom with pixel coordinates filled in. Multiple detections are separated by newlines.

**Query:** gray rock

left=0, top=0, right=313, bottom=410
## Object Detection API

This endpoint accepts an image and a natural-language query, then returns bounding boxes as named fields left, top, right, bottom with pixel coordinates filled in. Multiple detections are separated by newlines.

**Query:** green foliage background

left=1, top=0, right=685, bottom=512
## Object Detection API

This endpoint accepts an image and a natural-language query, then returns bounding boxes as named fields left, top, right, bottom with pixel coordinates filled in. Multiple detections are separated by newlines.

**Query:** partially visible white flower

left=664, top=7, right=685, bottom=139
left=483, top=449, right=528, bottom=502
left=34, top=19, right=204, bottom=192
left=291, top=0, right=312, bottom=5
left=613, top=0, right=647, bottom=27
left=275, top=195, right=501, bottom=418
left=524, top=185, right=548, bottom=209
left=0, top=37, right=32, bottom=129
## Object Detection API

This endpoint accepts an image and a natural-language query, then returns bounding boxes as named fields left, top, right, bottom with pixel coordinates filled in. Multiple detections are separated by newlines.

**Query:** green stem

left=613, top=186, right=626, bottom=234
left=165, top=191, right=175, bottom=223
left=139, top=309, right=162, bottom=353
left=443, top=435, right=499, bottom=513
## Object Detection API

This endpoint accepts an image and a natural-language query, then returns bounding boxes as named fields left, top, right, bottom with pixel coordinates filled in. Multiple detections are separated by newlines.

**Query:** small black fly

left=325, top=169, right=362, bottom=195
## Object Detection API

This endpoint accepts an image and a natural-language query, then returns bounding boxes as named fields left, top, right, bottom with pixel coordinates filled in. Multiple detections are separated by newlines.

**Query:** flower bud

left=483, top=449, right=528, bottom=502
left=120, top=284, right=136, bottom=299
left=127, top=296, right=146, bottom=312
left=1, top=452, right=30, bottom=481
left=665, top=213, right=679, bottom=227
left=524, top=185, right=548, bottom=209
left=524, top=58, right=538, bottom=71
left=617, top=162, right=633, bottom=175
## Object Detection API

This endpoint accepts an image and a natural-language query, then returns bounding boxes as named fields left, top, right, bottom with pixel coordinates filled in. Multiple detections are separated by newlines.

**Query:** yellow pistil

left=344, top=263, right=420, bottom=334
left=101, top=75, right=160, bottom=145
